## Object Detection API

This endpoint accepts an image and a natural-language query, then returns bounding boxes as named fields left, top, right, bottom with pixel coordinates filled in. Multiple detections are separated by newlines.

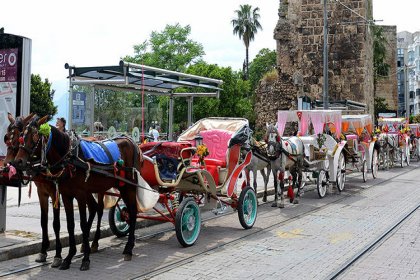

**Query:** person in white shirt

left=149, top=125, right=159, bottom=142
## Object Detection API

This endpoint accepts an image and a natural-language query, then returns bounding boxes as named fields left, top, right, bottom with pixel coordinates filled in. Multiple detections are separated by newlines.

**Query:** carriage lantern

left=195, top=134, right=203, bottom=147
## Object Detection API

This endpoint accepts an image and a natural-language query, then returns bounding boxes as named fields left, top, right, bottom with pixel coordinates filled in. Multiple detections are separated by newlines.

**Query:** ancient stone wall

left=375, top=26, right=397, bottom=110
left=255, top=0, right=375, bottom=131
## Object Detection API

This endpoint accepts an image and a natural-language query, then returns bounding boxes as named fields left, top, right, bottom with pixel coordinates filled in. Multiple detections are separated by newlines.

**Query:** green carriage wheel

left=109, top=201, right=130, bottom=238
left=175, top=197, right=201, bottom=247
left=238, top=186, right=258, bottom=229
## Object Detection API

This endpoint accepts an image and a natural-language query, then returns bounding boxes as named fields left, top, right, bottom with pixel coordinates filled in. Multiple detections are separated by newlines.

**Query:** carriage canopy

left=342, top=115, right=373, bottom=136
left=377, top=117, right=409, bottom=133
left=277, top=110, right=342, bottom=138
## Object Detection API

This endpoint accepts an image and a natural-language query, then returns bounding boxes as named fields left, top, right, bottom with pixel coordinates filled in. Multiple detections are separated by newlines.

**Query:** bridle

left=265, top=125, right=282, bottom=160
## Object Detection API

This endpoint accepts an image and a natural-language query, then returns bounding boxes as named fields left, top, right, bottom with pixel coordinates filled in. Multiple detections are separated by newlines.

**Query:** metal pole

left=404, top=49, right=409, bottom=118
left=168, top=95, right=174, bottom=141
left=187, top=96, right=193, bottom=127
left=323, top=0, right=329, bottom=109
left=68, top=68, right=73, bottom=130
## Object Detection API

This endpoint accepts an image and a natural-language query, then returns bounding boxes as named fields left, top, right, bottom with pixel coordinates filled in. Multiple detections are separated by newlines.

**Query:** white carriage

left=341, top=115, right=379, bottom=181
left=408, top=123, right=420, bottom=161
left=277, top=110, right=346, bottom=198
left=377, top=117, right=410, bottom=168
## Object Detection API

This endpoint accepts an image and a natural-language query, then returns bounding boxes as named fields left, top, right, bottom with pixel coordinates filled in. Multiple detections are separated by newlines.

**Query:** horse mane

left=50, top=125, right=70, bottom=157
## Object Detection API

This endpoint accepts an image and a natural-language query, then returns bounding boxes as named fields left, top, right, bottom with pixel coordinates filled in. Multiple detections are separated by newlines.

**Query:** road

left=0, top=160, right=419, bottom=279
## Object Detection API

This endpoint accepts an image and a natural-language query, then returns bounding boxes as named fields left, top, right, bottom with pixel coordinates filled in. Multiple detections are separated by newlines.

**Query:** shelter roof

left=65, top=61, right=223, bottom=97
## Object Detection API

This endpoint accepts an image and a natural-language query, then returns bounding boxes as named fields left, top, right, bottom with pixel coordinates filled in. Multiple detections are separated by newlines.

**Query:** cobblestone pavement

left=0, top=162, right=419, bottom=279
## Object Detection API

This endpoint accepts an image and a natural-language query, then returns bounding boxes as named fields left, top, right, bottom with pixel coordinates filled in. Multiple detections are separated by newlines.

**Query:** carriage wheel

left=238, top=186, right=257, bottom=229
left=317, top=170, right=328, bottom=198
left=175, top=197, right=201, bottom=247
left=372, top=149, right=379, bottom=179
left=108, top=200, right=130, bottom=238
left=336, top=153, right=346, bottom=192
left=362, top=160, right=367, bottom=183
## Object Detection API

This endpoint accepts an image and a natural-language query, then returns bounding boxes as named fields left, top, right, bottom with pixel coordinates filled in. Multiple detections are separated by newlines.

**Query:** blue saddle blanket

left=80, top=140, right=120, bottom=164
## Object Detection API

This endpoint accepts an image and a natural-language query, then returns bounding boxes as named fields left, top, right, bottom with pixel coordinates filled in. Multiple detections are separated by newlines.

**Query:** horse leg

left=77, top=196, right=91, bottom=271
left=271, top=169, right=278, bottom=207
left=260, top=169, right=268, bottom=202
left=59, top=195, right=77, bottom=270
left=121, top=189, right=137, bottom=261
left=51, top=204, right=63, bottom=267
left=291, top=170, right=299, bottom=204
left=278, top=171, right=285, bottom=208
left=81, top=194, right=98, bottom=253
left=297, top=170, right=304, bottom=198
left=91, top=193, right=104, bottom=253
left=35, top=190, right=49, bottom=263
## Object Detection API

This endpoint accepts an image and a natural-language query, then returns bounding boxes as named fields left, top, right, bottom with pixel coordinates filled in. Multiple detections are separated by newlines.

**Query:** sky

left=2, top=0, right=419, bottom=121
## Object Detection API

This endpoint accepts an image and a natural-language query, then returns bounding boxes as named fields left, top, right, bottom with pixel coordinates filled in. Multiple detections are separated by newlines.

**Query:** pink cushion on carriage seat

left=346, top=134, right=358, bottom=140
left=200, top=129, right=233, bottom=163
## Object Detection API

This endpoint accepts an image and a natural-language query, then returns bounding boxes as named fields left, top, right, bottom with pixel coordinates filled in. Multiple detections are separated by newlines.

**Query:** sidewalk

left=0, top=176, right=278, bottom=262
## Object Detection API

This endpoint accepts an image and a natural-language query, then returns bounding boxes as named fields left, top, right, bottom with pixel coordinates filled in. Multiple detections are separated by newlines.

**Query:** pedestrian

left=149, top=124, right=160, bottom=142
left=56, top=117, right=67, bottom=132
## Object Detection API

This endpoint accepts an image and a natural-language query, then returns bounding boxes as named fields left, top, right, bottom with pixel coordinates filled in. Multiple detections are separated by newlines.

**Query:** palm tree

left=232, top=4, right=262, bottom=80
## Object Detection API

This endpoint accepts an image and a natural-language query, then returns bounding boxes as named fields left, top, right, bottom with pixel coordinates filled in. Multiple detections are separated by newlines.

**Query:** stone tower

left=255, top=0, right=374, bottom=131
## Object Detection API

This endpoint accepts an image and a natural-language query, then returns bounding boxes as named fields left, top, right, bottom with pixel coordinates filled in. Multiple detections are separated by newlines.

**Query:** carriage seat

left=140, top=141, right=193, bottom=182
left=191, top=129, right=233, bottom=184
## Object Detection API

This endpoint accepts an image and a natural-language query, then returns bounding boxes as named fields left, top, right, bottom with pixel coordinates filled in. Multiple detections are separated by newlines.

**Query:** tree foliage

left=232, top=4, right=262, bottom=80
left=248, top=48, right=276, bottom=92
left=374, top=96, right=389, bottom=119
left=123, top=23, right=205, bottom=72
left=373, top=25, right=390, bottom=95
left=30, top=74, right=57, bottom=118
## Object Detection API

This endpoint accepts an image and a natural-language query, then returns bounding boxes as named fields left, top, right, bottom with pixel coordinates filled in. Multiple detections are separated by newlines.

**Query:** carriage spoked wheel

left=371, top=149, right=379, bottom=179
left=109, top=200, right=130, bottom=238
left=336, top=153, right=346, bottom=192
left=175, top=197, right=201, bottom=247
left=317, top=170, right=328, bottom=198
left=238, top=186, right=257, bottom=229
left=362, top=160, right=368, bottom=183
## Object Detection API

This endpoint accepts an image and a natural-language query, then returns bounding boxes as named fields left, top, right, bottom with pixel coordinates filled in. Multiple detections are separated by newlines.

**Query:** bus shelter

left=65, top=60, right=223, bottom=141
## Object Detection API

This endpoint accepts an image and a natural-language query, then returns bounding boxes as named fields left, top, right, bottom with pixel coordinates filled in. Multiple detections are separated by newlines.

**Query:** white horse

left=265, top=123, right=305, bottom=208
left=244, top=138, right=271, bottom=202
left=376, top=133, right=398, bottom=168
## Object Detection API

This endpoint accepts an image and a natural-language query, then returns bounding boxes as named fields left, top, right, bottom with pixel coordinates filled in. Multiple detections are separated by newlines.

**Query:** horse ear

left=22, top=113, right=35, bottom=124
left=37, top=115, right=49, bottom=126
left=7, top=112, right=15, bottom=124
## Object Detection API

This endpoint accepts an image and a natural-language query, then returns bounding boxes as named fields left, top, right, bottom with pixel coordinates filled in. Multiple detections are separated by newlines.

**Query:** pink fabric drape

left=277, top=111, right=289, bottom=136
left=334, top=113, right=342, bottom=138
left=311, top=113, right=324, bottom=135
left=299, top=111, right=310, bottom=136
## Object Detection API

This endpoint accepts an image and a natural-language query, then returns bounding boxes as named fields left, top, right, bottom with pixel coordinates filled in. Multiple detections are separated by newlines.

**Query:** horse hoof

left=262, top=196, right=267, bottom=202
left=124, top=254, right=132, bottom=261
left=279, top=203, right=285, bottom=209
left=289, top=198, right=293, bottom=203
left=51, top=257, right=63, bottom=268
left=91, top=243, right=99, bottom=253
left=59, top=260, right=71, bottom=270
left=80, top=260, right=90, bottom=271
left=293, top=199, right=299, bottom=204
left=271, top=202, right=277, bottom=207
left=35, top=253, right=47, bottom=263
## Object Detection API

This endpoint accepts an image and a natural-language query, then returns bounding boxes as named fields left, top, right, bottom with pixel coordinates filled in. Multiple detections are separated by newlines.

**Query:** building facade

left=397, top=31, right=420, bottom=116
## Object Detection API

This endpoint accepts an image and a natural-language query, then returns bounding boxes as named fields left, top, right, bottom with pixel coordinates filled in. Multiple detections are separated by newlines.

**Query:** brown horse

left=4, top=113, right=104, bottom=268
left=13, top=116, right=140, bottom=271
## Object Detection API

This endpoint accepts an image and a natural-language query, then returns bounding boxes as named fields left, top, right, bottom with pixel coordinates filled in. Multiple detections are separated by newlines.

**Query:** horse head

left=3, top=113, right=35, bottom=166
left=13, top=115, right=50, bottom=170
left=265, top=123, right=281, bottom=159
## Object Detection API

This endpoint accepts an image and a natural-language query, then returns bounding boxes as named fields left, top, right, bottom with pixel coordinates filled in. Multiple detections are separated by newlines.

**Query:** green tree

left=374, top=96, right=389, bottom=119
left=373, top=25, right=390, bottom=96
left=231, top=4, right=262, bottom=80
left=123, top=23, right=205, bottom=72
left=187, top=61, right=253, bottom=124
left=30, top=74, right=57, bottom=117
left=248, top=48, right=276, bottom=92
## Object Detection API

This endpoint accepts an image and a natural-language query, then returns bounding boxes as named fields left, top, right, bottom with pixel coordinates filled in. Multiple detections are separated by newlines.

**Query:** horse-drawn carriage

left=272, top=110, right=347, bottom=199
left=341, top=114, right=379, bottom=182
left=408, top=123, right=420, bottom=161
left=109, top=117, right=257, bottom=247
left=377, top=117, right=410, bottom=168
